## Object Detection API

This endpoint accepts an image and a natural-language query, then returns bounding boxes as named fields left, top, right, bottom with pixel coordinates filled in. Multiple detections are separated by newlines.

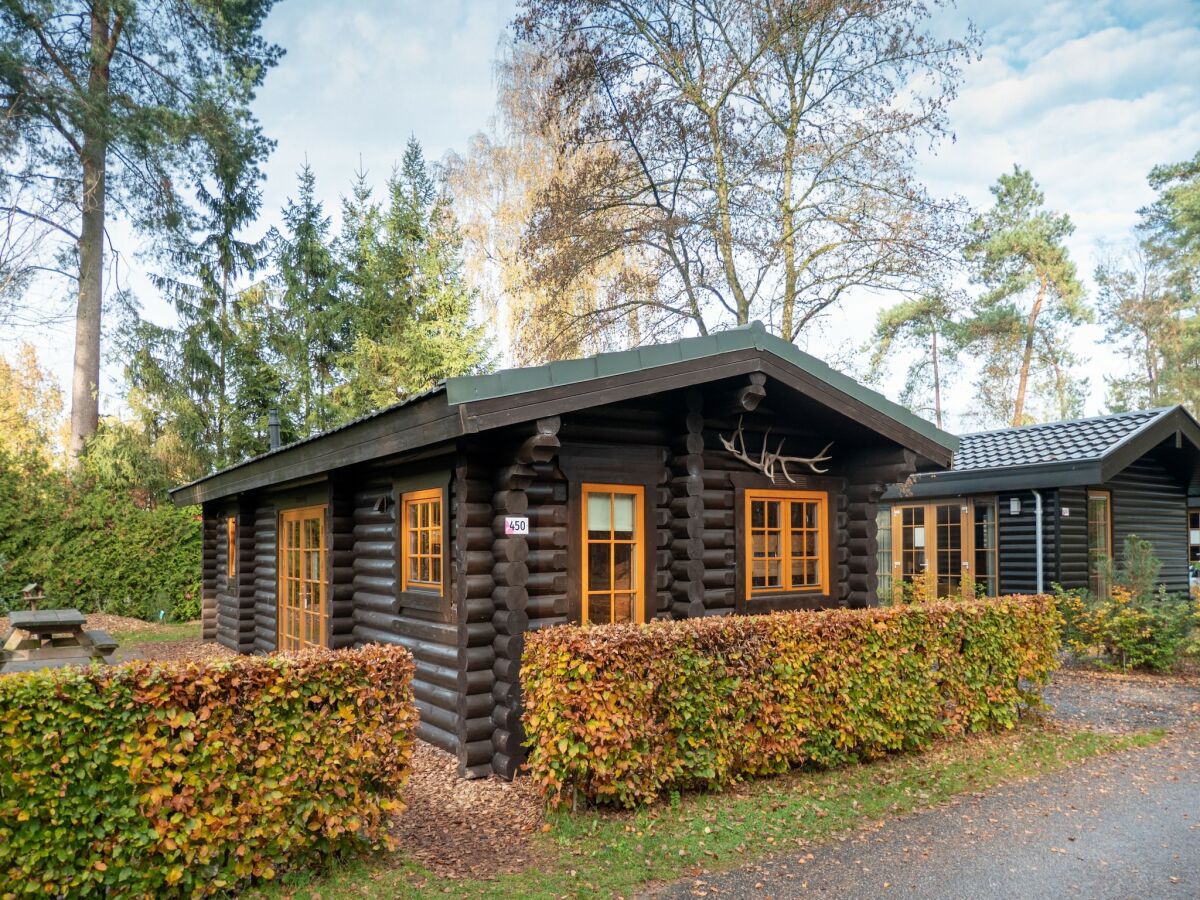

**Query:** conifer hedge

left=0, top=645, right=417, bottom=896
left=523, top=596, right=1061, bottom=807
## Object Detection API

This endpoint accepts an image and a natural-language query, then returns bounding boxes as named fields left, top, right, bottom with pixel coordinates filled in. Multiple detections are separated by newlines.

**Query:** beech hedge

left=0, top=645, right=417, bottom=897
left=523, top=596, right=1061, bottom=807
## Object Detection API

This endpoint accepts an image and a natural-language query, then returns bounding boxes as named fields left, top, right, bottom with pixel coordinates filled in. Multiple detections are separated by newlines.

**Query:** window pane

left=613, top=494, right=636, bottom=537
left=431, top=500, right=441, bottom=528
left=612, top=593, right=633, bottom=623
left=409, top=503, right=419, bottom=530
left=766, top=501, right=780, bottom=528
left=587, top=493, right=611, bottom=534
left=587, top=593, right=611, bottom=625
left=613, top=543, right=633, bottom=590
left=751, top=501, right=765, bottom=528
left=588, top=543, right=611, bottom=590
left=431, top=557, right=441, bottom=585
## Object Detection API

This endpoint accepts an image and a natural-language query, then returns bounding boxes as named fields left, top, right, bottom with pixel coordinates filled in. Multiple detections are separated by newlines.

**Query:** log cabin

left=170, top=322, right=957, bottom=778
left=880, top=406, right=1200, bottom=600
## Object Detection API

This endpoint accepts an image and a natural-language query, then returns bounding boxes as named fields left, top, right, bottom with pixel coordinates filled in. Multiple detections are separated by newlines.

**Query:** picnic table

left=0, top=609, right=119, bottom=675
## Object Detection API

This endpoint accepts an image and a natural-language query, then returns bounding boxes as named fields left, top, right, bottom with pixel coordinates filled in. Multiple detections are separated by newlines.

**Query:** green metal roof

left=446, top=322, right=958, bottom=454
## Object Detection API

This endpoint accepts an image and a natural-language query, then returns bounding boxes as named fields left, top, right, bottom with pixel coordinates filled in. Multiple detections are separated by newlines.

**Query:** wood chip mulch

left=390, top=741, right=547, bottom=880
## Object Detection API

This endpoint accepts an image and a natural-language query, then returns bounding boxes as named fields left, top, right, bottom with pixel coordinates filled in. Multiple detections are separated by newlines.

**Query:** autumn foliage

left=0, top=645, right=417, bottom=896
left=523, top=597, right=1061, bottom=807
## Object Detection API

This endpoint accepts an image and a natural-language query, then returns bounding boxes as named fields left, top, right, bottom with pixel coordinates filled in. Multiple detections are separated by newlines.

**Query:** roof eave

left=881, top=459, right=1106, bottom=500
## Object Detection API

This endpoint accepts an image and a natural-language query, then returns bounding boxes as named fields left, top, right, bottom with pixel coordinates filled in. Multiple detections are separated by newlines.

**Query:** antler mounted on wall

left=718, top=416, right=833, bottom=482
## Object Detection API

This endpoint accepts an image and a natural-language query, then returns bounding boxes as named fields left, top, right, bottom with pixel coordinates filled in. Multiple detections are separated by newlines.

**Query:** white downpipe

left=1032, top=489, right=1044, bottom=594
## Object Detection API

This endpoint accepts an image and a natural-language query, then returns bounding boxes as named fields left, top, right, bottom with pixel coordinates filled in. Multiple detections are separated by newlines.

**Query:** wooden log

left=526, top=570, right=568, bottom=595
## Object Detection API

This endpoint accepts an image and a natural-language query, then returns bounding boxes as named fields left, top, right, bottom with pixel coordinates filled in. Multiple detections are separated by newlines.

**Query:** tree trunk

left=1012, top=275, right=1047, bottom=426
left=69, top=5, right=113, bottom=463
left=931, top=325, right=943, bottom=430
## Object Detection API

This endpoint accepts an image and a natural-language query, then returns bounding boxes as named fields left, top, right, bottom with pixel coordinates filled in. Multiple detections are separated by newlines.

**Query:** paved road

left=652, top=673, right=1200, bottom=899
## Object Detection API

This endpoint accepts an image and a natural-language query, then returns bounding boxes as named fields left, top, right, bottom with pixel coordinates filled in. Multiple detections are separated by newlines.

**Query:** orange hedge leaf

left=522, top=596, right=1061, bottom=807
left=0, top=645, right=417, bottom=897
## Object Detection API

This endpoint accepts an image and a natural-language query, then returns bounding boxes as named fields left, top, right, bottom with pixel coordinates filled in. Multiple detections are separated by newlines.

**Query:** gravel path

left=651, top=672, right=1200, bottom=899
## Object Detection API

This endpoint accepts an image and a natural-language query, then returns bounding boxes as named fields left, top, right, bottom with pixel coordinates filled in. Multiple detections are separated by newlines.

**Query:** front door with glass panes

left=581, top=484, right=645, bottom=625
left=887, top=498, right=997, bottom=601
left=278, top=505, right=327, bottom=650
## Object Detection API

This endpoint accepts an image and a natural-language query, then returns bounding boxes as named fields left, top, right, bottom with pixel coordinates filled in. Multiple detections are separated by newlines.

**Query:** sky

left=8, top=0, right=1200, bottom=433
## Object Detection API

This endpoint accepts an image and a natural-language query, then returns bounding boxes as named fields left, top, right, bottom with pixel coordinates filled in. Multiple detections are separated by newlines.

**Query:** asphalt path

left=651, top=672, right=1200, bottom=899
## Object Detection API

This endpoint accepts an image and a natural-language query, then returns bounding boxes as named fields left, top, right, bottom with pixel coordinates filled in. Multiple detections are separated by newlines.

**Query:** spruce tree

left=274, top=163, right=344, bottom=434
left=334, top=139, right=488, bottom=418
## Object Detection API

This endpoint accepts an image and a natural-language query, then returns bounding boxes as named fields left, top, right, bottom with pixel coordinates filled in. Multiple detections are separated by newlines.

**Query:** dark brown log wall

left=349, top=469, right=465, bottom=760
left=200, top=512, right=218, bottom=642
left=454, top=456, right=498, bottom=777
left=252, top=500, right=277, bottom=653
left=214, top=504, right=255, bottom=653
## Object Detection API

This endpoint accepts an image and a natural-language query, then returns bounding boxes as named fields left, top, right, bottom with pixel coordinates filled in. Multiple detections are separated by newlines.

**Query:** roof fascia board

left=882, top=460, right=1105, bottom=500
left=171, top=403, right=460, bottom=506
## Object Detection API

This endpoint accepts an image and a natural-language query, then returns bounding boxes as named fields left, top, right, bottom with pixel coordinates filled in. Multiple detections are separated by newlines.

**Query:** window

left=278, top=505, right=327, bottom=651
left=973, top=498, right=998, bottom=597
left=1087, top=490, right=1112, bottom=597
left=402, top=489, right=443, bottom=594
left=226, top=516, right=237, bottom=578
left=581, top=484, right=645, bottom=624
left=876, top=507, right=893, bottom=601
left=1190, top=508, right=1200, bottom=589
left=745, top=490, right=829, bottom=597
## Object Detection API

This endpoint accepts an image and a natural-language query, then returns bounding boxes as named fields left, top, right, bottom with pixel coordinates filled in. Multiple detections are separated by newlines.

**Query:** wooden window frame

left=1087, top=489, right=1113, bottom=597
left=744, top=488, right=831, bottom=599
left=225, top=515, right=237, bottom=578
left=1189, top=507, right=1200, bottom=588
left=400, top=487, right=445, bottom=596
left=277, top=504, right=328, bottom=651
left=579, top=482, right=647, bottom=626
left=971, top=496, right=999, bottom=598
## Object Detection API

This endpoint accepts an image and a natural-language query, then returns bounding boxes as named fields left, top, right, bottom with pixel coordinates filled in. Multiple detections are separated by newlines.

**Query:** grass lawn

left=109, top=620, right=200, bottom=645
left=259, top=725, right=1164, bottom=899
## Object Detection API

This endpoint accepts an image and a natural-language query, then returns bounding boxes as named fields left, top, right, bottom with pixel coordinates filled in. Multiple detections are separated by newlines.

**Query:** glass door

left=581, top=484, right=645, bottom=624
left=891, top=501, right=979, bottom=601
left=278, top=505, right=327, bottom=650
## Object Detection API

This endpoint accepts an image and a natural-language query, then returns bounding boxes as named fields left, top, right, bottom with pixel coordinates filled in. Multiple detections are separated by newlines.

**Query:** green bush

left=1053, top=536, right=1200, bottom=671
left=0, top=645, right=417, bottom=897
left=522, top=596, right=1061, bottom=808
left=0, top=444, right=201, bottom=621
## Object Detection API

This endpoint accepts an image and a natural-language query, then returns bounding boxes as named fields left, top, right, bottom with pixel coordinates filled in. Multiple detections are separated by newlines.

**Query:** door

left=581, top=484, right=645, bottom=625
left=278, top=505, right=327, bottom=650
left=891, top=501, right=976, bottom=600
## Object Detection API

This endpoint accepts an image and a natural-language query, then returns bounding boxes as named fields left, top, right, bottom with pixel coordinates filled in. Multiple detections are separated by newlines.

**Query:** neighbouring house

left=170, top=323, right=956, bottom=778
left=879, top=406, right=1200, bottom=600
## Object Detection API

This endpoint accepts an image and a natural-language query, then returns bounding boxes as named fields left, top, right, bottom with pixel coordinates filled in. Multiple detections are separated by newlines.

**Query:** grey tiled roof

left=952, top=408, right=1172, bottom=471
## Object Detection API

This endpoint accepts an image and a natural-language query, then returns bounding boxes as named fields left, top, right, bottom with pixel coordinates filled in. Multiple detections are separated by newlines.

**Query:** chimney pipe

left=268, top=408, right=281, bottom=451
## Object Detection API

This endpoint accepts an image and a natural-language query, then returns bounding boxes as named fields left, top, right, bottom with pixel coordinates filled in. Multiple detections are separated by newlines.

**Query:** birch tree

left=514, top=0, right=975, bottom=340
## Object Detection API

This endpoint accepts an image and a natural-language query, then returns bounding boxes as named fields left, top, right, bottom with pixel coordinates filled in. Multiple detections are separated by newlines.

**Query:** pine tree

left=961, top=167, right=1090, bottom=426
left=864, top=293, right=961, bottom=429
left=334, top=139, right=489, bottom=418
left=1098, top=152, right=1200, bottom=413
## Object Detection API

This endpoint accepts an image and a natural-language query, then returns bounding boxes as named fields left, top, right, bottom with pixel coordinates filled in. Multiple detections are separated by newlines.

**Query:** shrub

left=0, top=448, right=202, bottom=621
left=1052, top=536, right=1200, bottom=671
left=0, top=645, right=417, bottom=896
left=522, top=596, right=1060, bottom=807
